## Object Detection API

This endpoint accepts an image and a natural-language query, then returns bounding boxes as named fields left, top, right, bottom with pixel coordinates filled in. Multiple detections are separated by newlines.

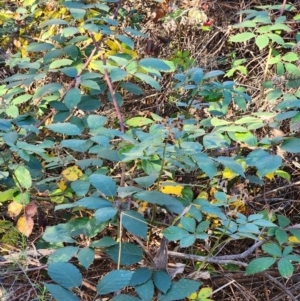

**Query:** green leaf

left=203, top=133, right=229, bottom=149
left=69, top=8, right=86, bottom=19
left=124, top=27, right=147, bottom=37
left=71, top=180, right=90, bottom=196
left=116, top=35, right=134, bottom=49
left=282, top=52, right=298, bottom=62
left=136, top=279, right=154, bottom=301
left=121, top=82, right=144, bottom=95
left=97, top=270, right=134, bottom=295
left=48, top=246, right=79, bottom=263
left=80, top=80, right=100, bottom=90
left=134, top=191, right=184, bottom=214
left=33, top=83, right=62, bottom=99
left=12, top=94, right=32, bottom=105
left=192, top=153, right=217, bottom=179
left=122, top=210, right=148, bottom=239
left=78, top=247, right=94, bottom=269
left=0, top=188, right=19, bottom=203
left=269, top=23, right=292, bottom=32
left=129, top=267, right=152, bottom=286
left=94, top=207, right=118, bottom=223
left=0, top=119, right=12, bottom=131
left=139, top=58, right=171, bottom=71
left=210, top=118, right=231, bottom=126
left=275, top=228, right=288, bottom=245
left=229, top=32, right=255, bottom=43
left=255, top=35, right=269, bottom=49
left=90, top=236, right=117, bottom=248
left=64, top=88, right=81, bottom=110
left=277, top=215, right=290, bottom=228
left=47, top=123, right=81, bottom=135
left=245, top=257, right=276, bottom=275
left=27, top=42, right=54, bottom=52
left=85, top=115, right=107, bottom=129
left=56, top=196, right=112, bottom=211
left=153, top=270, right=171, bottom=294
left=289, top=229, right=300, bottom=240
left=89, top=174, right=117, bottom=197
left=45, top=284, right=80, bottom=301
left=158, top=279, right=201, bottom=301
left=180, top=217, right=196, bottom=232
left=105, top=242, right=143, bottom=265
left=290, top=112, right=300, bottom=132
left=62, top=27, right=79, bottom=37
left=134, top=73, right=161, bottom=91
left=278, top=258, right=294, bottom=278
left=246, top=149, right=282, bottom=177
left=275, top=170, right=291, bottom=181
left=163, top=226, right=189, bottom=241
left=50, top=59, right=73, bottom=69
left=43, top=223, right=75, bottom=243
left=281, top=138, right=300, bottom=152
left=126, top=117, right=153, bottom=127
left=266, top=33, right=285, bottom=45
left=283, top=246, right=293, bottom=257
left=262, top=243, right=282, bottom=257
left=180, top=234, right=196, bottom=248
left=14, top=166, right=32, bottom=189
left=109, top=68, right=128, bottom=82
left=48, top=262, right=82, bottom=289
left=41, top=19, right=69, bottom=27
left=61, top=140, right=92, bottom=153
left=217, top=156, right=245, bottom=177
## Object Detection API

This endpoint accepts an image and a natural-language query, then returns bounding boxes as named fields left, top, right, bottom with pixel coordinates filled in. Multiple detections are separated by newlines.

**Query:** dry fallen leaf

left=17, top=214, right=34, bottom=237
left=8, top=201, right=23, bottom=219
left=25, top=201, right=38, bottom=217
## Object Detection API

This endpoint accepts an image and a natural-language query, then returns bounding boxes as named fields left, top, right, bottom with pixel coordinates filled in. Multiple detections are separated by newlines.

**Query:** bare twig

left=168, top=240, right=265, bottom=267
left=264, top=272, right=297, bottom=301
left=253, top=181, right=300, bottom=200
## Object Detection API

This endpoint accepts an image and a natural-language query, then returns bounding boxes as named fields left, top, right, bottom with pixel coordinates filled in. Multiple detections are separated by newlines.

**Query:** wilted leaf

left=17, top=214, right=34, bottom=237
left=25, top=201, right=38, bottom=217
left=8, top=201, right=23, bottom=219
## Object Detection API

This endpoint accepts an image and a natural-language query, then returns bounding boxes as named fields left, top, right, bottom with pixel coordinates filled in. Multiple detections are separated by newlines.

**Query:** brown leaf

left=16, top=215, right=34, bottom=237
left=8, top=201, right=23, bottom=219
left=25, top=201, right=38, bottom=217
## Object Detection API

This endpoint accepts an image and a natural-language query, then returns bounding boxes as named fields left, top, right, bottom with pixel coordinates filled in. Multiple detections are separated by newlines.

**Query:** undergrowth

left=1, top=1, right=300, bottom=300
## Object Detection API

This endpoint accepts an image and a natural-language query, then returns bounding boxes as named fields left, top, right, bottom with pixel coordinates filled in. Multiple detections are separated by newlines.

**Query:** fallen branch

left=168, top=240, right=265, bottom=267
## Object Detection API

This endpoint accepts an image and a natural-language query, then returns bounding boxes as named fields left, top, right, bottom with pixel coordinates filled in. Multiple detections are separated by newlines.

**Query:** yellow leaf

left=93, top=32, right=103, bottom=42
left=160, top=181, right=183, bottom=197
left=13, top=39, right=21, bottom=48
left=58, top=179, right=67, bottom=191
left=61, top=165, right=83, bottom=181
left=16, top=215, right=34, bottom=237
left=188, top=292, right=197, bottom=300
left=230, top=200, right=246, bottom=213
left=198, top=287, right=213, bottom=299
left=222, top=167, right=237, bottom=180
left=8, top=201, right=23, bottom=219
left=265, top=172, right=275, bottom=180
left=197, top=191, right=208, bottom=199
left=106, top=39, right=121, bottom=51
left=138, top=201, right=148, bottom=214
left=288, top=236, right=300, bottom=244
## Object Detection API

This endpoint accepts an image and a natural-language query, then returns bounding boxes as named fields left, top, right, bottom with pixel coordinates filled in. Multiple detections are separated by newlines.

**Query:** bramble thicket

left=1, top=1, right=300, bottom=300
